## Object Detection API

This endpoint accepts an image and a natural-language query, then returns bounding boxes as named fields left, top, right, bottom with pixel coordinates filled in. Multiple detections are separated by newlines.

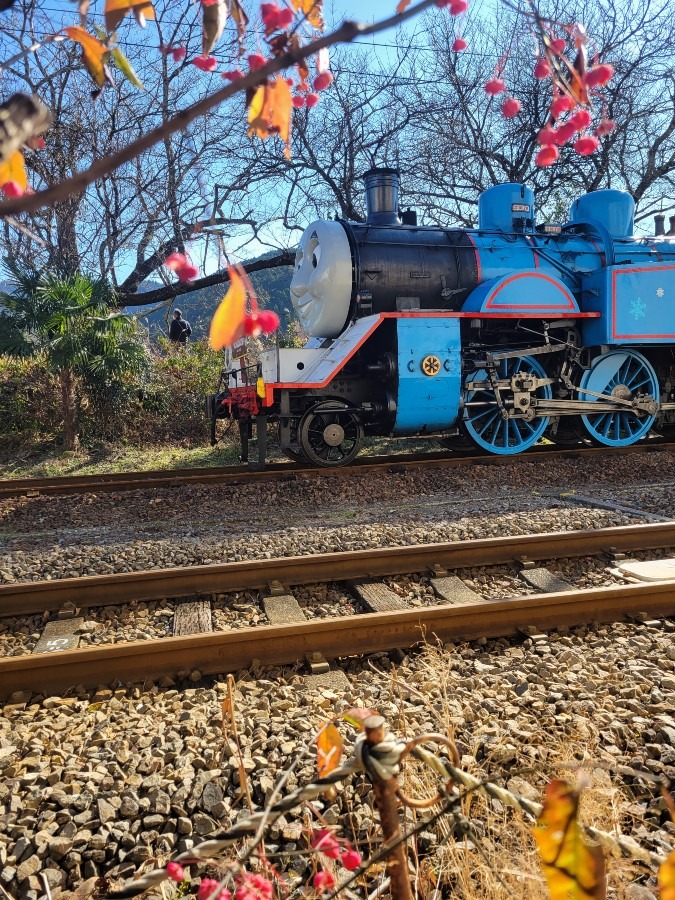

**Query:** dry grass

left=372, top=644, right=654, bottom=899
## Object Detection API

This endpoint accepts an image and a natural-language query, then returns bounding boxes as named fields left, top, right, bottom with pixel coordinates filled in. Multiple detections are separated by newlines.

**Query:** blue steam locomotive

left=210, top=168, right=675, bottom=467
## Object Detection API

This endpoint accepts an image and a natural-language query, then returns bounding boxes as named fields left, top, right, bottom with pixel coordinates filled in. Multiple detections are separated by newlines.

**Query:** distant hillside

left=124, top=257, right=294, bottom=340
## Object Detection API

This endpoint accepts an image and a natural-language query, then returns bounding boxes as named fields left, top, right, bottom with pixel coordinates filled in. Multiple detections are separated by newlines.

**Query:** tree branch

left=119, top=251, right=294, bottom=307
left=0, top=0, right=438, bottom=218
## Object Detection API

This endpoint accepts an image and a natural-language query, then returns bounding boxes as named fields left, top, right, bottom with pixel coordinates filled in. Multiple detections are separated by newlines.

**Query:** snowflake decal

left=630, top=298, right=647, bottom=320
left=657, top=287, right=665, bottom=298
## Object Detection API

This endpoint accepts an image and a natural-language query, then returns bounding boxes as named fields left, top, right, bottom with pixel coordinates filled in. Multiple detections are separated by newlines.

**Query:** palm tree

left=0, top=261, right=148, bottom=450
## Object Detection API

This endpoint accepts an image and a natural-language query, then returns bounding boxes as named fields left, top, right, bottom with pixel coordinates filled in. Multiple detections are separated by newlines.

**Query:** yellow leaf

left=342, top=707, right=377, bottom=729
left=209, top=268, right=247, bottom=350
left=0, top=150, right=27, bottom=191
left=290, top=0, right=323, bottom=30
left=104, top=0, right=155, bottom=32
left=63, top=26, right=108, bottom=86
left=659, top=849, right=675, bottom=900
left=316, top=723, right=343, bottom=779
left=247, top=78, right=293, bottom=159
left=533, top=780, right=606, bottom=900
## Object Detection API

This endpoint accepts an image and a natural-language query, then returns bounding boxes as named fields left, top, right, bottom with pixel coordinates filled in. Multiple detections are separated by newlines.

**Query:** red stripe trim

left=611, top=265, right=675, bottom=339
left=485, top=272, right=576, bottom=310
left=466, top=233, right=482, bottom=282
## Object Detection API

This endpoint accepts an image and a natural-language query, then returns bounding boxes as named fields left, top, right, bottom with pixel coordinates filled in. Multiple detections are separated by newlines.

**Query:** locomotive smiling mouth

left=289, top=219, right=353, bottom=337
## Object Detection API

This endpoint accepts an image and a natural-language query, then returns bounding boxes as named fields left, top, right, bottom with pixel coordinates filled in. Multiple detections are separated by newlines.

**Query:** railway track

left=1, top=521, right=675, bottom=698
left=1, top=440, right=674, bottom=499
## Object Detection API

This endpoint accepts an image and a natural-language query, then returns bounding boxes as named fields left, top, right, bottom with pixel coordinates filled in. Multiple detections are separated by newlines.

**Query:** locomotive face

left=290, top=220, right=352, bottom=338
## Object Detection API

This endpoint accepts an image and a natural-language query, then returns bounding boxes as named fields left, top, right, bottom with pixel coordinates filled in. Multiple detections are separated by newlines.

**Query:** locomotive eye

left=312, top=253, right=318, bottom=269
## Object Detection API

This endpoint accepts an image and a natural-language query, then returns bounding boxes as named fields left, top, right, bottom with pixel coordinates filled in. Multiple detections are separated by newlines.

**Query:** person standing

left=169, top=309, right=192, bottom=344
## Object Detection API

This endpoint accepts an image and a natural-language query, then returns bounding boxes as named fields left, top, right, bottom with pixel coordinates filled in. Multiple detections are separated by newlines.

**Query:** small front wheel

left=298, top=401, right=364, bottom=467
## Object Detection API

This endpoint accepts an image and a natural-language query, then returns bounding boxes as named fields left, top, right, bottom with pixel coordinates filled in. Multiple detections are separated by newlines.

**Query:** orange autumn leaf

left=659, top=788, right=675, bottom=900
left=0, top=150, right=27, bottom=192
left=290, top=0, right=323, bottom=30
left=63, top=26, right=108, bottom=86
left=247, top=78, right=293, bottom=159
left=660, top=850, right=675, bottom=900
left=104, top=0, right=155, bottom=32
left=396, top=0, right=412, bottom=11
left=209, top=268, right=247, bottom=350
left=316, top=723, right=343, bottom=778
left=533, top=780, right=606, bottom=900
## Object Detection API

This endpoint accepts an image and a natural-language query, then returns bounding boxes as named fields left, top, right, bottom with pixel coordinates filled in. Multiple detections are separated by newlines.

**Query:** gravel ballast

left=1, top=619, right=675, bottom=899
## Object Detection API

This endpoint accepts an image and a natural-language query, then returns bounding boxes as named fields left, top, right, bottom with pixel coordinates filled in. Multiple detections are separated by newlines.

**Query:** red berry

left=449, top=0, right=468, bottom=13
left=550, top=95, right=572, bottom=118
left=595, top=118, right=616, bottom=138
left=305, top=92, right=320, bottom=108
left=260, top=2, right=281, bottom=29
left=164, top=252, right=188, bottom=271
left=313, top=71, right=334, bottom=91
left=574, top=135, right=599, bottom=156
left=534, top=58, right=551, bottom=79
left=297, top=81, right=309, bottom=92
left=341, top=849, right=362, bottom=871
left=484, top=78, right=505, bottom=96
left=248, top=53, right=267, bottom=70
left=276, top=7, right=294, bottom=28
left=285, top=76, right=294, bottom=86
left=536, top=145, right=559, bottom=167
left=537, top=125, right=557, bottom=145
left=192, top=55, right=217, bottom=72
left=222, top=68, right=244, bottom=80
left=166, top=862, right=184, bottom=883
left=550, top=37, right=566, bottom=54
left=569, top=109, right=592, bottom=131
left=256, top=310, right=280, bottom=333
left=553, top=122, right=577, bottom=145
left=313, top=871, right=335, bottom=892
left=501, top=97, right=521, bottom=118
left=198, top=879, right=221, bottom=900
left=584, top=64, right=614, bottom=88
left=1, top=180, right=23, bottom=197
left=171, top=46, right=187, bottom=62
left=176, top=264, right=199, bottom=282
left=243, top=313, right=262, bottom=337
left=452, top=36, right=467, bottom=51
left=292, top=94, right=305, bottom=108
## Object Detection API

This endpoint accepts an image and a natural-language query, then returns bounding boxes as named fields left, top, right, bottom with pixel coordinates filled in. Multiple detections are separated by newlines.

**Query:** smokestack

left=655, top=213, right=665, bottom=236
left=669, top=215, right=675, bottom=236
left=363, top=168, right=401, bottom=225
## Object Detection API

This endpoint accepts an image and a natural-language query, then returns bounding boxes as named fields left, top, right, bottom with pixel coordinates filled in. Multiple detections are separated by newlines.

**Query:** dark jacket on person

left=169, top=316, right=192, bottom=343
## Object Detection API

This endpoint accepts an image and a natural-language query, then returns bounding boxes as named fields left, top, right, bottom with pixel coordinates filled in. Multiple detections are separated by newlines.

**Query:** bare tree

left=0, top=1, right=259, bottom=287
left=402, top=0, right=675, bottom=226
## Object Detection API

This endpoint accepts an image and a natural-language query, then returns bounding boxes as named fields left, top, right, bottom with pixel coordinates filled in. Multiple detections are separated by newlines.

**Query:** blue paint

left=569, top=190, right=634, bottom=238
left=393, top=318, right=461, bottom=434
left=463, top=355, right=552, bottom=454
left=579, top=350, right=659, bottom=446
left=581, top=265, right=675, bottom=344
left=478, top=184, right=535, bottom=232
left=462, top=270, right=579, bottom=315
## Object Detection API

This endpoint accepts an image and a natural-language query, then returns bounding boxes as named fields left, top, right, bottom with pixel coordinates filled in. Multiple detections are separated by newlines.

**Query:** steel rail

left=2, top=522, right=675, bottom=618
left=2, top=578, right=674, bottom=698
left=1, top=440, right=673, bottom=499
